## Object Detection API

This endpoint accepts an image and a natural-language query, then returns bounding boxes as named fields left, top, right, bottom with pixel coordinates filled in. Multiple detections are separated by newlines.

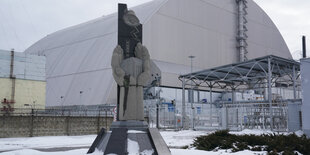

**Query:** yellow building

left=0, top=50, right=46, bottom=114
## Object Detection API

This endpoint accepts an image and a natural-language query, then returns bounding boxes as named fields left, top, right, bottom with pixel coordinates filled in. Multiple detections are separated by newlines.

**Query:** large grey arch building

left=25, top=0, right=292, bottom=107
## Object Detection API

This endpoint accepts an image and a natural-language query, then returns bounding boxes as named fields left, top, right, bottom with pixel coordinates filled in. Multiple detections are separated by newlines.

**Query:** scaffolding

left=179, top=55, right=301, bottom=131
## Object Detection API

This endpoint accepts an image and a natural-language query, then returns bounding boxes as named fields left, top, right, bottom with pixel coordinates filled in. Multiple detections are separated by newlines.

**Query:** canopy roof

left=180, top=55, right=300, bottom=88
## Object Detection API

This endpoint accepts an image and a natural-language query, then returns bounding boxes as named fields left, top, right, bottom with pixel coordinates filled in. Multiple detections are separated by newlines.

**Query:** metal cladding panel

left=301, top=58, right=310, bottom=136
left=46, top=69, right=114, bottom=106
left=288, top=103, right=301, bottom=132
left=25, top=0, right=165, bottom=106
left=144, top=9, right=238, bottom=69
left=78, top=33, right=117, bottom=72
left=25, top=0, right=292, bottom=106
left=0, top=50, right=45, bottom=81
left=45, top=46, right=69, bottom=77
left=0, top=50, right=11, bottom=78
left=50, top=39, right=96, bottom=77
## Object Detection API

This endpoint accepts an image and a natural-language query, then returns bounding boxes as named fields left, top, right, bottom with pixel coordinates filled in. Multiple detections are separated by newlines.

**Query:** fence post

left=156, top=103, right=159, bottom=129
left=30, top=109, right=34, bottom=137
left=97, top=110, right=100, bottom=134
left=221, top=105, right=228, bottom=130
left=105, top=110, right=108, bottom=130
left=66, top=110, right=70, bottom=136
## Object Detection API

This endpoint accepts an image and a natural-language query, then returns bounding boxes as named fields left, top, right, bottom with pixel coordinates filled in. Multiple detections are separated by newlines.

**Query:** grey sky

left=0, top=0, right=309, bottom=59
left=254, top=0, right=310, bottom=59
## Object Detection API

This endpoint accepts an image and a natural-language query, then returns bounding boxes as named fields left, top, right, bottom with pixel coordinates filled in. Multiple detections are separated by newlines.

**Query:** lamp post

left=188, top=55, right=195, bottom=129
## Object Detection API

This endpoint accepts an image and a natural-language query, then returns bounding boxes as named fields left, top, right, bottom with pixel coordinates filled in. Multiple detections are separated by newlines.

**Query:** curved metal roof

left=25, top=0, right=293, bottom=106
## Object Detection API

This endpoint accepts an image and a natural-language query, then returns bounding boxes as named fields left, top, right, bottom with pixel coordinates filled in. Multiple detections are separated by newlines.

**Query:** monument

left=87, top=4, right=170, bottom=155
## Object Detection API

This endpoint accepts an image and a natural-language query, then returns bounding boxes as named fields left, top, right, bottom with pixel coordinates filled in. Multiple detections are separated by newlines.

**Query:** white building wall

left=301, top=58, right=310, bottom=137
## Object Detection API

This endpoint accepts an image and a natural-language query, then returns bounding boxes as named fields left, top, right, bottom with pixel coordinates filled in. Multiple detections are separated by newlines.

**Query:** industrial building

left=21, top=0, right=309, bottom=133
left=301, top=58, right=310, bottom=136
left=0, top=49, right=46, bottom=114
left=25, top=0, right=292, bottom=108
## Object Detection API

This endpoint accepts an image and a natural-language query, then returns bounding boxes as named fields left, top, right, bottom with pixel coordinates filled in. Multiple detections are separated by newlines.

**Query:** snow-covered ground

left=0, top=129, right=303, bottom=155
left=0, top=135, right=96, bottom=152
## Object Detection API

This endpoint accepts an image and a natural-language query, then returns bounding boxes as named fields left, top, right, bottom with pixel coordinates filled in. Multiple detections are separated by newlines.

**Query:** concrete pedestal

left=110, top=120, right=148, bottom=130
left=87, top=121, right=171, bottom=155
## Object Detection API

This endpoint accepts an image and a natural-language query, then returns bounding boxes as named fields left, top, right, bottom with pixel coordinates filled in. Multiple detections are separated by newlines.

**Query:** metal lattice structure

left=179, top=55, right=301, bottom=131
left=237, top=0, right=249, bottom=62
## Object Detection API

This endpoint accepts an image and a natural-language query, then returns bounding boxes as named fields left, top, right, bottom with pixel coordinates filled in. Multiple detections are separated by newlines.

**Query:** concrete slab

left=149, top=128, right=171, bottom=155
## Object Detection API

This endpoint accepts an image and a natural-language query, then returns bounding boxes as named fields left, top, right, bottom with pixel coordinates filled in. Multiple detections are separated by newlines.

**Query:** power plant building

left=0, top=50, right=46, bottom=114
left=25, top=0, right=293, bottom=108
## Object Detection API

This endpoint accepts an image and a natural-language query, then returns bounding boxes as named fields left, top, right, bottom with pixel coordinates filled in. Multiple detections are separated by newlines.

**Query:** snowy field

left=0, top=129, right=303, bottom=155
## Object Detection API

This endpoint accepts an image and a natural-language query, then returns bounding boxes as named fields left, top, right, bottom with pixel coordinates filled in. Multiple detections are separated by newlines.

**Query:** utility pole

left=188, top=55, right=195, bottom=129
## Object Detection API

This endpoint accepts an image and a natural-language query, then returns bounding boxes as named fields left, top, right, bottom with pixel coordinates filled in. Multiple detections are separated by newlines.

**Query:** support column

left=182, top=77, right=186, bottom=129
left=210, top=86, right=213, bottom=127
left=232, top=88, right=236, bottom=104
left=293, top=65, right=297, bottom=99
left=232, top=88, right=236, bottom=128
left=268, top=57, right=273, bottom=130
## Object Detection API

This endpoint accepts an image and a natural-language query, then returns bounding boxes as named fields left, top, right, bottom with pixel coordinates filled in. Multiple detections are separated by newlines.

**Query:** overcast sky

left=0, top=0, right=309, bottom=59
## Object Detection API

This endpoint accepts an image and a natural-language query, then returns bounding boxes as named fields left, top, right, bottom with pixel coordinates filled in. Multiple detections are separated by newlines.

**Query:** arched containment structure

left=25, top=0, right=292, bottom=107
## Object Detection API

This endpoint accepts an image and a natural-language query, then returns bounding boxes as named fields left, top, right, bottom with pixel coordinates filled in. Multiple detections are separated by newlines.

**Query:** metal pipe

left=303, top=36, right=306, bottom=58
left=10, top=49, right=16, bottom=104
left=10, top=49, right=14, bottom=78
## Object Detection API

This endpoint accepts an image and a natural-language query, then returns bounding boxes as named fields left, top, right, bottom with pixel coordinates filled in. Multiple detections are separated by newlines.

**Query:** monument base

left=87, top=121, right=171, bottom=155
left=110, top=120, right=148, bottom=130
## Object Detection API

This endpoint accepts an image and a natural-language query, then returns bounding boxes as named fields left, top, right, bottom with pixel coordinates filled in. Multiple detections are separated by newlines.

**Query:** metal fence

left=224, top=102, right=289, bottom=131
left=145, top=103, right=182, bottom=129
left=145, top=100, right=300, bottom=132
left=1, top=101, right=300, bottom=132
left=1, top=107, right=115, bottom=117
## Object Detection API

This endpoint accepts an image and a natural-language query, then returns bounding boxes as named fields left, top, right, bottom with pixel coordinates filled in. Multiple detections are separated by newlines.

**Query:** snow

left=141, top=149, right=154, bottom=155
left=127, top=139, right=153, bottom=155
left=160, top=130, right=208, bottom=148
left=0, top=149, right=89, bottom=155
left=0, top=135, right=96, bottom=152
left=230, top=129, right=305, bottom=137
left=127, top=139, right=139, bottom=155
left=171, top=149, right=267, bottom=155
left=294, top=130, right=305, bottom=137
left=0, top=129, right=299, bottom=155
left=229, top=129, right=275, bottom=136
left=127, top=130, right=146, bottom=133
